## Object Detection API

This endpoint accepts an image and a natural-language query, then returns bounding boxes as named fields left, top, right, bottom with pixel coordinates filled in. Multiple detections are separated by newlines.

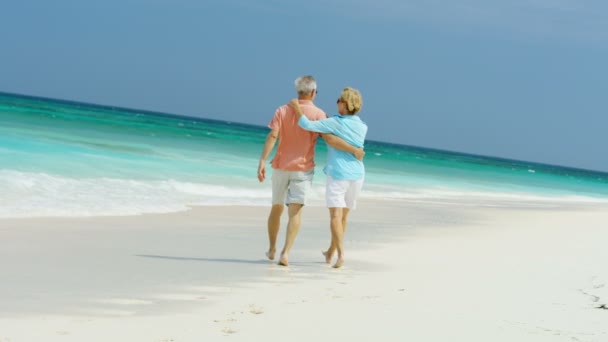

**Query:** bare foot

left=278, top=254, right=289, bottom=266
left=322, top=250, right=333, bottom=264
left=265, top=248, right=276, bottom=261
left=333, top=257, right=344, bottom=269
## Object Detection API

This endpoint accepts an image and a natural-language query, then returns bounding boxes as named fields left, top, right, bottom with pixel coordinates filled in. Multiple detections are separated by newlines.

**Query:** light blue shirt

left=299, top=114, right=368, bottom=180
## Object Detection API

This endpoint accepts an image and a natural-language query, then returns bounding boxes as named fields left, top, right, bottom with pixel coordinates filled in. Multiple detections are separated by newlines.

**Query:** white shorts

left=271, top=169, right=314, bottom=205
left=326, top=176, right=364, bottom=209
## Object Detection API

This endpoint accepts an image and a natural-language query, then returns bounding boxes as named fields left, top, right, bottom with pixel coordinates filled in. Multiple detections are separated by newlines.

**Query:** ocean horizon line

left=2, top=90, right=607, bottom=177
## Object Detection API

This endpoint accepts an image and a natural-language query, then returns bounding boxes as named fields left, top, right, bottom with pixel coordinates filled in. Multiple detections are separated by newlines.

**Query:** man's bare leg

left=278, top=203, right=303, bottom=266
left=323, top=208, right=349, bottom=264
left=266, top=204, right=283, bottom=260
left=329, top=207, right=345, bottom=268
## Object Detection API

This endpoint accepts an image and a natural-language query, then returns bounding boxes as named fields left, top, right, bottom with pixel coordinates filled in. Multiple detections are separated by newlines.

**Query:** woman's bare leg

left=323, top=208, right=349, bottom=264
left=329, top=207, right=345, bottom=268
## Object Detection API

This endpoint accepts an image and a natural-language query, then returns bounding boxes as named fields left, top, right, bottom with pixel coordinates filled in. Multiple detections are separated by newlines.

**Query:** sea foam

left=3, top=170, right=606, bottom=218
left=0, top=170, right=273, bottom=218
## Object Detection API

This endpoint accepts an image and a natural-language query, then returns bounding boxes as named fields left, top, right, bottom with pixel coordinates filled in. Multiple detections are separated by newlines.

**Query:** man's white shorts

left=326, top=175, right=364, bottom=209
left=271, top=169, right=314, bottom=205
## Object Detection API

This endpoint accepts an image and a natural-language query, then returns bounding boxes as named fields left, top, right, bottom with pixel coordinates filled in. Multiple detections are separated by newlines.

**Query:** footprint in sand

left=580, top=291, right=600, bottom=306
left=222, top=327, right=237, bottom=335
left=215, top=315, right=238, bottom=335
left=579, top=285, right=607, bottom=310
left=589, top=278, right=607, bottom=309
left=213, top=318, right=237, bottom=323
left=249, top=304, right=264, bottom=315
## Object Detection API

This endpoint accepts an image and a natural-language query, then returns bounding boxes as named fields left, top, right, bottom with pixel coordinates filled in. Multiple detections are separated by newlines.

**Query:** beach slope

left=1, top=199, right=607, bottom=341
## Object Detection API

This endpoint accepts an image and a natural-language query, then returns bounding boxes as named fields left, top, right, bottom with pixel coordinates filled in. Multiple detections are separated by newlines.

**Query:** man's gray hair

left=294, top=75, right=317, bottom=95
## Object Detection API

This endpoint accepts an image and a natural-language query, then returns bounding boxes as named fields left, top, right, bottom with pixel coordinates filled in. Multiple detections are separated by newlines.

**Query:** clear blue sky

left=2, top=1, right=607, bottom=172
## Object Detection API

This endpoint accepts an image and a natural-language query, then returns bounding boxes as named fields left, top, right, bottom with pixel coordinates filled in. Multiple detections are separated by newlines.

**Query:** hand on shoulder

left=287, top=99, right=304, bottom=116
left=287, top=99, right=300, bottom=110
left=287, top=99, right=301, bottom=113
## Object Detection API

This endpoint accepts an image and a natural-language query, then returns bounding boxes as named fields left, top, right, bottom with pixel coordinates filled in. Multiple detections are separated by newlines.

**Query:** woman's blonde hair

left=340, top=87, right=363, bottom=114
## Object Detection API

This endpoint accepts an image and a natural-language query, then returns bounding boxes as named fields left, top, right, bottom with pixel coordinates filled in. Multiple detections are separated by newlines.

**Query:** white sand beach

left=1, top=198, right=607, bottom=341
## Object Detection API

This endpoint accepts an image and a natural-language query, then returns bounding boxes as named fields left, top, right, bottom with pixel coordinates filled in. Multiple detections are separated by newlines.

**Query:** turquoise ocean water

left=2, top=92, right=608, bottom=218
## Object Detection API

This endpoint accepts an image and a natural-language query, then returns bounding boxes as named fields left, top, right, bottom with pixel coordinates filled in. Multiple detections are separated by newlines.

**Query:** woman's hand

left=288, top=99, right=303, bottom=116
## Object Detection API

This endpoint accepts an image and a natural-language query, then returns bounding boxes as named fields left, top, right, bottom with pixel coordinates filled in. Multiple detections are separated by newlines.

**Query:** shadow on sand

left=135, top=254, right=270, bottom=265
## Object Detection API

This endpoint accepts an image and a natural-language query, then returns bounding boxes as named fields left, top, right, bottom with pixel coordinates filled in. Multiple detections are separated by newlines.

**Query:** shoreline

left=1, top=198, right=607, bottom=341
left=3, top=190, right=608, bottom=220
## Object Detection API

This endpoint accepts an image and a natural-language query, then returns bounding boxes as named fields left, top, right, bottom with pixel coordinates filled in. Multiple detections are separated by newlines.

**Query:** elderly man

left=257, top=75, right=363, bottom=266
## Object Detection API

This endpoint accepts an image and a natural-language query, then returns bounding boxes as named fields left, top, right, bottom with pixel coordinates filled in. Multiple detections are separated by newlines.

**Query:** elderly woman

left=288, top=87, right=367, bottom=268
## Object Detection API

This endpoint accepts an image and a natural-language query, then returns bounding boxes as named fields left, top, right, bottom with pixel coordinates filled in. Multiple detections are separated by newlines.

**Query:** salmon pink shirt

left=268, top=100, right=327, bottom=171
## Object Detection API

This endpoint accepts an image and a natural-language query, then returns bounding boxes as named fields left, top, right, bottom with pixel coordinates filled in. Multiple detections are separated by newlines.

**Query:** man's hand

left=258, top=130, right=278, bottom=182
left=257, top=160, right=266, bottom=182
left=354, top=147, right=365, bottom=161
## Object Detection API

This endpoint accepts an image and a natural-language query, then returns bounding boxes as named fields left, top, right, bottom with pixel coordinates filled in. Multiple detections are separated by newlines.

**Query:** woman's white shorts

left=325, top=175, right=364, bottom=209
